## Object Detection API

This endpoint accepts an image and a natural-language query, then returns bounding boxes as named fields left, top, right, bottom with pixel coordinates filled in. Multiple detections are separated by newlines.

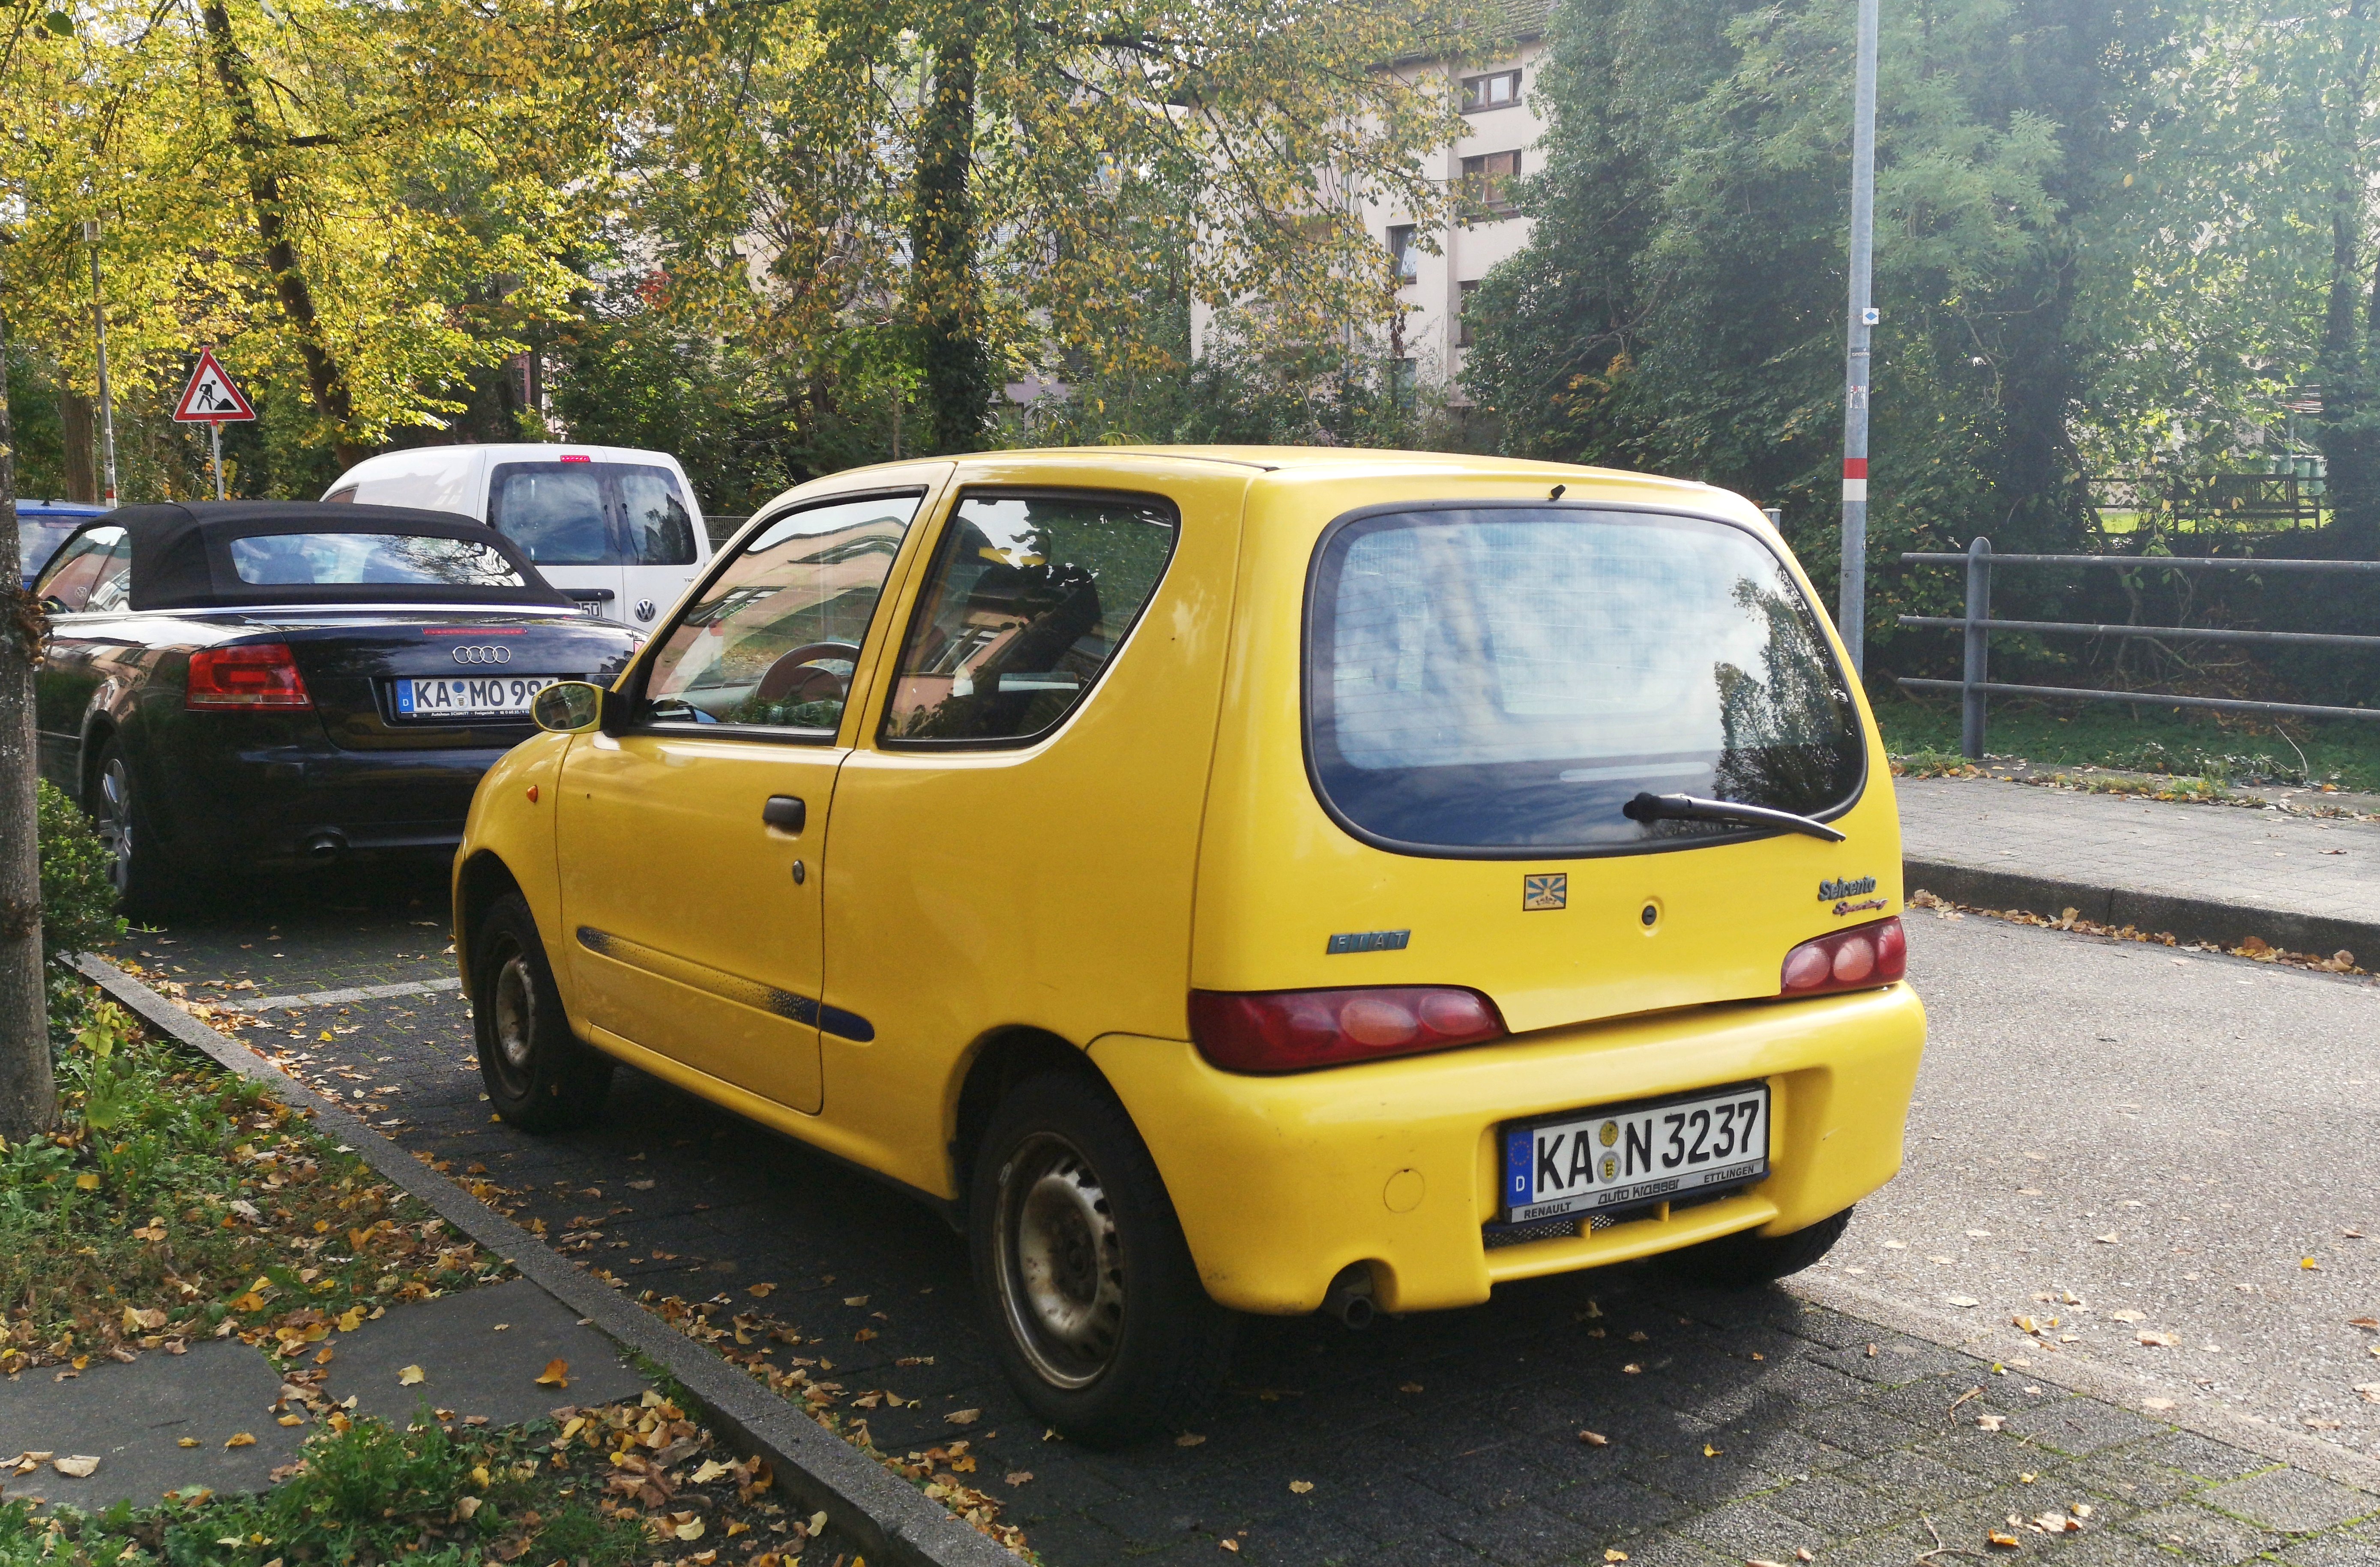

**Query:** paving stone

left=1342, top=1530, right=1496, bottom=1567
left=1795, top=1401, right=1928, bottom=1458
left=2012, top=1399, right=2167, bottom=1457
left=322, top=1276, right=646, bottom=1429
left=1625, top=1454, right=1784, bottom=1507
left=1536, top=1475, right=1695, bottom=1535
left=2129, top=1433, right=2268, bottom=1484
left=1841, top=1447, right=1988, bottom=1502
left=2203, top=1469, right=2380, bottom=1533
left=1822, top=1520, right=1958, bottom=1567
left=1444, top=1502, right=1605, bottom=1566
left=2279, top=1528, right=2380, bottom=1567
left=0, top=1338, right=306, bottom=1510
left=2048, top=1531, right=2200, bottom=1567
left=1677, top=1496, right=1829, bottom=1560
left=2063, top=1449, right=2202, bottom=1510
left=2121, top=1502, right=2285, bottom=1564
left=1767, top=1472, right=1917, bottom=1534
left=1586, top=1529, right=1738, bottom=1567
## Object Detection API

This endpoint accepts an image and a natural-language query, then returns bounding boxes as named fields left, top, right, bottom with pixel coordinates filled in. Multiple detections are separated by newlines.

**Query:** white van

left=323, top=443, right=711, bottom=629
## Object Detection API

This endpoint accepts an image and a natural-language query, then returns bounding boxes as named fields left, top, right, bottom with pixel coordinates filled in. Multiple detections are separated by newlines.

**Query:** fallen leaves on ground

left=1905, top=891, right=2365, bottom=974
left=1290, top=1480, right=1314, bottom=1494
left=1579, top=1429, right=1610, bottom=1446
left=51, top=1454, right=100, bottom=1477
left=225, top=1433, right=257, bottom=1448
left=398, top=1364, right=425, bottom=1385
left=535, top=1357, right=570, bottom=1387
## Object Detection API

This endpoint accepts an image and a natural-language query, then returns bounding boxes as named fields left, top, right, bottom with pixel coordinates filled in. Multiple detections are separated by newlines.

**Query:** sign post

left=171, top=348, right=257, bottom=499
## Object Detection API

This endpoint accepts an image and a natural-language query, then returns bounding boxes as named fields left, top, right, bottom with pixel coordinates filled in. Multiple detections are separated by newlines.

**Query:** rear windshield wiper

left=1623, top=791, right=1847, bottom=843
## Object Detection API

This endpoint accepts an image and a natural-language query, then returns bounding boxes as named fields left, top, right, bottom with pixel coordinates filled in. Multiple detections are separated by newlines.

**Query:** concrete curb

left=74, top=954, right=1021, bottom=1567
left=1790, top=1272, right=2380, bottom=1495
left=1904, top=858, right=2380, bottom=962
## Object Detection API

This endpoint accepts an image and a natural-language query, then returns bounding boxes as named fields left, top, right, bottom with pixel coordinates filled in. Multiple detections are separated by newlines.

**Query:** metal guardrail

left=1895, top=538, right=2380, bottom=758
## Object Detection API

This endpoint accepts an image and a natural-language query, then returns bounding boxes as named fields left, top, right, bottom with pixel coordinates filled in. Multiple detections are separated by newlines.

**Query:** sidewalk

left=1897, top=775, right=2380, bottom=959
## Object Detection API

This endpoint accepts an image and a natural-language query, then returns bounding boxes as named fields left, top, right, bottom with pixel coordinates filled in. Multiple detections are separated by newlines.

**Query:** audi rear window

left=228, top=532, right=527, bottom=587
left=1306, top=506, right=1863, bottom=856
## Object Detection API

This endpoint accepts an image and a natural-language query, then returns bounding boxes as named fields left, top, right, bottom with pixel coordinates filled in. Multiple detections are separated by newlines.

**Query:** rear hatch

left=1193, top=494, right=1902, bottom=1034
left=233, top=609, right=638, bottom=751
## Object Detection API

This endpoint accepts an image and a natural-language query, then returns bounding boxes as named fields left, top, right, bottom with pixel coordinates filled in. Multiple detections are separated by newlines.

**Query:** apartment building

left=1189, top=6, right=1551, bottom=403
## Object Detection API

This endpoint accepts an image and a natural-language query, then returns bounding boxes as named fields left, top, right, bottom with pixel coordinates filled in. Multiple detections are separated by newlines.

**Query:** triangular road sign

left=172, top=348, right=256, bottom=423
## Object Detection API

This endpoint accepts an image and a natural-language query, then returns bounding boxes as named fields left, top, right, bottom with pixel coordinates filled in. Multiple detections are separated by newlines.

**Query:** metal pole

left=1838, top=0, right=1880, bottom=674
left=210, top=422, right=225, bottom=500
left=1961, top=536, right=1991, bottom=759
left=83, top=221, right=118, bottom=506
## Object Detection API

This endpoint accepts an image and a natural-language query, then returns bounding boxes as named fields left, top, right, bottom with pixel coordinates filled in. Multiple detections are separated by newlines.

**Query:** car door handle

left=762, top=795, right=806, bottom=833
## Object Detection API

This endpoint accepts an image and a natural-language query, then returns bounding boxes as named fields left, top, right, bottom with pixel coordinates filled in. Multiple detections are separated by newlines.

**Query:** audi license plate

left=393, top=676, right=559, bottom=720
left=1502, top=1083, right=1769, bottom=1222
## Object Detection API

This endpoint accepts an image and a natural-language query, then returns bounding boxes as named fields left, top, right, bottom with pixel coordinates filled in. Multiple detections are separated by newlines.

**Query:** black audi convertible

left=33, top=500, right=641, bottom=912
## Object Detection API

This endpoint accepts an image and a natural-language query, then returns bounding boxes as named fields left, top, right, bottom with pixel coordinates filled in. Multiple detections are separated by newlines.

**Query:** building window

left=1462, top=69, right=1522, bottom=113
left=1461, top=150, right=1522, bottom=215
left=1389, top=357, right=1417, bottom=404
left=1387, top=225, right=1420, bottom=285
left=1458, top=280, right=1481, bottom=347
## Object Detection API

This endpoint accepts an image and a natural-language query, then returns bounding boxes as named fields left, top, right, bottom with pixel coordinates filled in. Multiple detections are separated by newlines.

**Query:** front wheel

left=970, top=1072, right=1235, bottom=1446
left=471, top=893, right=612, bottom=1132
left=1658, top=1206, right=1854, bottom=1288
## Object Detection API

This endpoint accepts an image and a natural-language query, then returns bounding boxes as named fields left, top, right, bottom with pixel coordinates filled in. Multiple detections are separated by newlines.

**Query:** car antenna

left=1549, top=484, right=1566, bottom=500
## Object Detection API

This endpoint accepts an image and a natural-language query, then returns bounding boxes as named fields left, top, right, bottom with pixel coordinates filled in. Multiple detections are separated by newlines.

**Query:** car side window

left=880, top=491, right=1177, bottom=748
left=36, top=526, right=129, bottom=614
left=635, top=492, right=924, bottom=733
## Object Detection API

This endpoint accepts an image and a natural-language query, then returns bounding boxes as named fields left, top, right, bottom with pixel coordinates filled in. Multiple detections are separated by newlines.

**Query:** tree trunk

left=0, top=264, right=57, bottom=1143
left=59, top=387, right=95, bottom=504
left=198, top=0, right=364, bottom=467
left=909, top=24, right=992, bottom=455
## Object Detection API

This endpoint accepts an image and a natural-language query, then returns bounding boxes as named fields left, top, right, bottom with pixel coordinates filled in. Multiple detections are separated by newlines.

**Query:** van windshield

left=1306, top=507, right=1863, bottom=854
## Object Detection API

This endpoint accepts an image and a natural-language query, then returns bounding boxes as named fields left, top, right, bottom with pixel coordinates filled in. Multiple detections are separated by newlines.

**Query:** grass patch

left=1, top=1393, right=817, bottom=1566
left=1, top=983, right=507, bottom=1375
left=1871, top=691, right=2380, bottom=791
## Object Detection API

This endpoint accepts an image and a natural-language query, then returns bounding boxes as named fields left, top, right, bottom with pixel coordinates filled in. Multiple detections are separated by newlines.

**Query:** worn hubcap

left=995, top=1133, right=1124, bottom=1389
left=491, top=948, right=536, bottom=1085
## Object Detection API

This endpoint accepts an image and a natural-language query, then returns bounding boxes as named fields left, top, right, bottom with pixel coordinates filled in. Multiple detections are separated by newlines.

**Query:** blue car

left=19, top=499, right=110, bottom=587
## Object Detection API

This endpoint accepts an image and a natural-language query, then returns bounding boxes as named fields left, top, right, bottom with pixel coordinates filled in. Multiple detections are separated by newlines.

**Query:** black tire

left=1659, top=1206, right=1854, bottom=1288
left=969, top=1071, right=1236, bottom=1446
left=471, top=892, right=613, bottom=1132
left=88, top=738, right=185, bottom=920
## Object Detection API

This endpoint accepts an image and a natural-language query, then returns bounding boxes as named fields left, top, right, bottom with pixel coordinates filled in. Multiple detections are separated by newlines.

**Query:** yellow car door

left=556, top=485, right=937, bottom=1114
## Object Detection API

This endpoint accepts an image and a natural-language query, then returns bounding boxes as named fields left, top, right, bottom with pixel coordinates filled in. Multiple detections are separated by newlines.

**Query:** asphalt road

left=1831, top=907, right=2380, bottom=1451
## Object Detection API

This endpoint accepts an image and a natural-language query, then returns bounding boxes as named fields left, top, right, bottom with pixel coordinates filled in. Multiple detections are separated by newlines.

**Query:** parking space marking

left=248, top=976, right=462, bottom=1011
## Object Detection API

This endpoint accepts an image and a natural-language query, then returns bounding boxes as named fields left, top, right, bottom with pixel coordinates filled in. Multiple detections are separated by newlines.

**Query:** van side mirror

left=531, top=681, right=607, bottom=734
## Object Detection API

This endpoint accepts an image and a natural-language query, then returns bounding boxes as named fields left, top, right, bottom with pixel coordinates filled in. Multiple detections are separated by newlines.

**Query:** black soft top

left=87, top=500, right=573, bottom=612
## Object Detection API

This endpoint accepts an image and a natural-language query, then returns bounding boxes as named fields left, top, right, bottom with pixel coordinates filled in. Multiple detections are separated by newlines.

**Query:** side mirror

left=531, top=680, right=607, bottom=734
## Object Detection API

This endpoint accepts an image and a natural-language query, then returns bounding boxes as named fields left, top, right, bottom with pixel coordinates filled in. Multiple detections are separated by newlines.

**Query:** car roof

left=17, top=500, right=111, bottom=517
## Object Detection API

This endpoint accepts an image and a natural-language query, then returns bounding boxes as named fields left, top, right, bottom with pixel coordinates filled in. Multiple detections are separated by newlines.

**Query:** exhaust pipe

left=1322, top=1263, right=1376, bottom=1330
left=303, top=831, right=347, bottom=861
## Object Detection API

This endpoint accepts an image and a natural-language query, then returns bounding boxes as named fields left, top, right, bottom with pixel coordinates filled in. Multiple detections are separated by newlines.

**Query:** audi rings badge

left=451, top=644, right=514, bottom=666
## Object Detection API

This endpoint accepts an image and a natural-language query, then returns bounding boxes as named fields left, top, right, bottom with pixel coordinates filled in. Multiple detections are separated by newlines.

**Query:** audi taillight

left=186, top=643, right=311, bottom=710
left=1779, top=917, right=1907, bottom=997
left=1189, top=986, right=1506, bottom=1074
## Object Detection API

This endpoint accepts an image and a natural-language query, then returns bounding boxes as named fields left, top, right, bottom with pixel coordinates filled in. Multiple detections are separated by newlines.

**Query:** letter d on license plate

left=1501, top=1083, right=1769, bottom=1222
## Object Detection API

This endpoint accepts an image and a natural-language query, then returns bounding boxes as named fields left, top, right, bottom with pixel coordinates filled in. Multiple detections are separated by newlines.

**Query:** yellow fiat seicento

left=452, top=447, right=1923, bottom=1444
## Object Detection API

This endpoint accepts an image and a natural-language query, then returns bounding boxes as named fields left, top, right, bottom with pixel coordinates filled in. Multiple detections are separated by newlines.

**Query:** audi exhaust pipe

left=303, top=831, right=347, bottom=861
left=1323, top=1263, right=1377, bottom=1330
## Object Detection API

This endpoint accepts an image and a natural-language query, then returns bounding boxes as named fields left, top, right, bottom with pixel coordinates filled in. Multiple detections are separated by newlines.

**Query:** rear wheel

left=472, top=893, right=612, bottom=1131
left=88, top=739, right=184, bottom=920
left=970, top=1072, right=1235, bottom=1446
left=1659, top=1206, right=1853, bottom=1288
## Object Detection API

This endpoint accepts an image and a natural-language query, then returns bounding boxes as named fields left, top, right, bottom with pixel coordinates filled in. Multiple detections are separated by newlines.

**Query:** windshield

left=1306, top=506, right=1863, bottom=854
left=228, top=533, right=527, bottom=587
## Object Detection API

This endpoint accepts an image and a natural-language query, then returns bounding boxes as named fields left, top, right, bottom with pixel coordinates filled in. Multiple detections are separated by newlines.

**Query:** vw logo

left=451, top=644, right=513, bottom=665
left=635, top=599, right=657, bottom=623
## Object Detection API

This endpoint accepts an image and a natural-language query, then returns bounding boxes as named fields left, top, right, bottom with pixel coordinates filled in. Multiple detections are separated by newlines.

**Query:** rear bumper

left=1088, top=982, right=1925, bottom=1315
left=145, top=739, right=507, bottom=869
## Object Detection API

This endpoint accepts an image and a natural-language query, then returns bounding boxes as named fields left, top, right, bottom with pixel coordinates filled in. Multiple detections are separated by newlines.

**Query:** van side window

left=636, top=492, right=922, bottom=732
left=881, top=491, right=1177, bottom=748
left=36, top=526, right=130, bottom=614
